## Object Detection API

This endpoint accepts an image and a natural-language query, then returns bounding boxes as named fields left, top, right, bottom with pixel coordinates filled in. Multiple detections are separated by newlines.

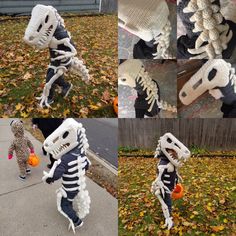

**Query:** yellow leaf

left=63, top=109, right=70, bottom=117
left=20, top=111, right=28, bottom=118
left=223, top=219, right=228, bottom=223
left=89, top=104, right=100, bottom=110
left=211, top=225, right=225, bottom=232
left=23, top=72, right=32, bottom=80
left=193, top=211, right=199, bottom=215
left=139, top=211, right=144, bottom=217
left=15, top=103, right=24, bottom=111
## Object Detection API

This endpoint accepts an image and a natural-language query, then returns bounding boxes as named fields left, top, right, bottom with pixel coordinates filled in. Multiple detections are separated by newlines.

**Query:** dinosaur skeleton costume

left=151, top=133, right=191, bottom=230
left=179, top=59, right=236, bottom=117
left=8, top=120, right=34, bottom=180
left=177, top=0, right=236, bottom=59
left=42, top=118, right=91, bottom=233
left=118, top=0, right=172, bottom=59
left=118, top=60, right=177, bottom=118
left=24, top=5, right=90, bottom=107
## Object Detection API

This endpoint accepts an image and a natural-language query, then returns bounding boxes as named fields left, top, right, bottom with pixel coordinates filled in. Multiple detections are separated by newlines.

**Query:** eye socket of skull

left=37, top=24, right=42, bottom=32
left=167, top=138, right=172, bottom=143
left=45, top=15, right=49, bottom=23
left=208, top=68, right=217, bottom=81
left=62, top=131, right=69, bottom=139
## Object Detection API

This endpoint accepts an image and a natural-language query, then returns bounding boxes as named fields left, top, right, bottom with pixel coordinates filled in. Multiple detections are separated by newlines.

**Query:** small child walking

left=8, top=120, right=35, bottom=180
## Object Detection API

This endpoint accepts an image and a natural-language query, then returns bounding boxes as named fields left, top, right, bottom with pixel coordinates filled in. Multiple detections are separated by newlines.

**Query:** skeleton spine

left=136, top=68, right=177, bottom=113
left=183, top=0, right=232, bottom=59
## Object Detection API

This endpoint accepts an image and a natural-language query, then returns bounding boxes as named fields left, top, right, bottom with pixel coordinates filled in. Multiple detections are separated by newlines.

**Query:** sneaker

left=62, top=83, right=73, bottom=98
left=19, top=175, right=26, bottom=181
left=74, top=219, right=83, bottom=229
left=26, top=169, right=31, bottom=174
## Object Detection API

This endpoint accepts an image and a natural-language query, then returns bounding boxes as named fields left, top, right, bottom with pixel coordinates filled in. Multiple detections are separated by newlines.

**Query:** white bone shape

left=179, top=59, right=231, bottom=105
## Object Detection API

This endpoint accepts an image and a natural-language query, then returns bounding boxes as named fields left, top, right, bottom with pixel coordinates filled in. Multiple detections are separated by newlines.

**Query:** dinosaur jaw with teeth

left=51, top=143, right=70, bottom=157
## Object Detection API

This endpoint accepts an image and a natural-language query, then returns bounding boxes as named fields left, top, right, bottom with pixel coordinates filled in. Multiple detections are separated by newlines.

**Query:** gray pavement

left=0, top=119, right=117, bottom=236
left=76, top=119, right=118, bottom=168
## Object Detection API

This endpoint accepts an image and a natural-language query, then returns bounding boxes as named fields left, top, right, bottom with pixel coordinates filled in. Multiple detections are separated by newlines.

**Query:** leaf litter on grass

left=119, top=157, right=236, bottom=235
left=0, top=15, right=118, bottom=117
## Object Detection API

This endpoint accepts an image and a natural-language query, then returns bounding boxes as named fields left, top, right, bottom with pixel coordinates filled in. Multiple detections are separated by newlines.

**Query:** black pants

left=61, top=191, right=80, bottom=223
left=46, top=68, right=69, bottom=99
left=135, top=108, right=153, bottom=118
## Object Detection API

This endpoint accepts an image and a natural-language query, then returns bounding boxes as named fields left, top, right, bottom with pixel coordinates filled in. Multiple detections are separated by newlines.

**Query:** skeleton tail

left=69, top=57, right=90, bottom=82
left=75, top=188, right=91, bottom=219
left=159, top=100, right=177, bottom=113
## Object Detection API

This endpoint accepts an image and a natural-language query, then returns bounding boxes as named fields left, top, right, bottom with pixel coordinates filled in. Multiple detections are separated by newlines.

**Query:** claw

left=164, top=217, right=174, bottom=230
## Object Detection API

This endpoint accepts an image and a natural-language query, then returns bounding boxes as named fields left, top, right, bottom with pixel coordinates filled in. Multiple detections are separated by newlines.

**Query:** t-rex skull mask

left=179, top=59, right=236, bottom=105
left=24, top=4, right=60, bottom=49
left=43, top=118, right=89, bottom=160
left=118, top=0, right=169, bottom=42
left=118, top=60, right=143, bottom=88
left=155, top=133, right=191, bottom=167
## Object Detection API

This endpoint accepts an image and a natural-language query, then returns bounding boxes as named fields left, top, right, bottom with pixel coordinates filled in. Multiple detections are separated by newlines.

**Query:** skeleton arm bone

left=42, top=159, right=61, bottom=183
left=36, top=68, right=64, bottom=108
left=50, top=37, right=77, bottom=61
left=176, top=169, right=183, bottom=183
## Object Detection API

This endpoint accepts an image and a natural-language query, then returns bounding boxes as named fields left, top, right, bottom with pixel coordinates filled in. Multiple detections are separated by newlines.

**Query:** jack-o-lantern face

left=28, top=153, right=40, bottom=167
left=171, top=183, right=184, bottom=200
left=113, top=97, right=118, bottom=115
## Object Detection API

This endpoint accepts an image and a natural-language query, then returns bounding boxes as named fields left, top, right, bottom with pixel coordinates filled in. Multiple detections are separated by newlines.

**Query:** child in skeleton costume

left=179, top=59, right=236, bottom=117
left=118, top=60, right=177, bottom=118
left=177, top=0, right=236, bottom=59
left=42, top=118, right=91, bottom=233
left=118, top=0, right=173, bottom=59
left=24, top=4, right=90, bottom=107
left=151, top=133, right=191, bottom=230
left=8, top=120, right=35, bottom=180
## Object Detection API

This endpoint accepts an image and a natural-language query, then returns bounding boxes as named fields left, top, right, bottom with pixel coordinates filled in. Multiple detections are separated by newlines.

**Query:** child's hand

left=46, top=177, right=53, bottom=184
left=8, top=154, right=13, bottom=160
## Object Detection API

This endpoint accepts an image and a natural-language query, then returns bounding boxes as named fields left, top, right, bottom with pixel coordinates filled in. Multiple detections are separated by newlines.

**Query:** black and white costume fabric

left=118, top=60, right=176, bottom=118
left=151, top=133, right=191, bottom=230
left=24, top=4, right=90, bottom=107
left=42, top=118, right=91, bottom=233
left=177, top=0, right=236, bottom=59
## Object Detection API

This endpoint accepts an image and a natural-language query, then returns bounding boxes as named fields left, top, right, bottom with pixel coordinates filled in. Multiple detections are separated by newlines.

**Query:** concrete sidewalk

left=0, top=119, right=118, bottom=236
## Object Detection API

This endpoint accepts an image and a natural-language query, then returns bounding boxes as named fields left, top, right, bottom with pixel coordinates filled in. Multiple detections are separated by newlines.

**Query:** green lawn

left=0, top=15, right=117, bottom=117
left=119, top=157, right=236, bottom=235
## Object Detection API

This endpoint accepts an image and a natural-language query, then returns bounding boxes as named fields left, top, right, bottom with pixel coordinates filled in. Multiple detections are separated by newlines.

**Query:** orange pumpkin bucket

left=28, top=153, right=40, bottom=167
left=171, top=183, right=184, bottom=200
left=113, top=96, right=118, bottom=115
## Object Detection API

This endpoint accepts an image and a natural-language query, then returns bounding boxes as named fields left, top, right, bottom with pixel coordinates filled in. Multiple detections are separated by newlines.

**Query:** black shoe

left=74, top=219, right=83, bottom=229
left=42, top=146, right=47, bottom=155
left=26, top=169, right=31, bottom=174
left=61, top=83, right=73, bottom=98
left=19, top=175, right=26, bottom=181
left=47, top=164, right=53, bottom=169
